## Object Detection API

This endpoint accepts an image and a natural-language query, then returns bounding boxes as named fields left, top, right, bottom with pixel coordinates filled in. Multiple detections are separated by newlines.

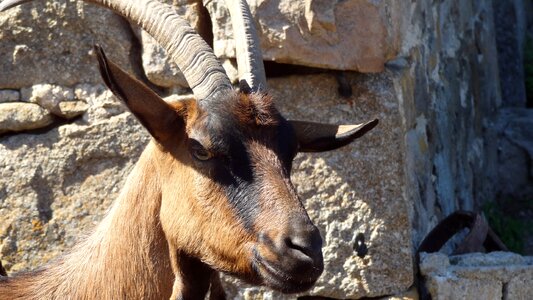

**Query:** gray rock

left=21, top=84, right=74, bottom=104
left=20, top=84, right=84, bottom=118
left=204, top=0, right=401, bottom=72
left=0, top=90, right=20, bottom=103
left=57, top=101, right=89, bottom=119
left=222, top=58, right=239, bottom=84
left=0, top=0, right=133, bottom=88
left=449, top=251, right=525, bottom=267
left=425, top=276, right=502, bottom=300
left=377, top=287, right=419, bottom=300
left=503, top=111, right=533, bottom=175
left=505, top=271, right=533, bottom=299
left=419, top=252, right=450, bottom=276
left=140, top=30, right=188, bottom=88
left=398, top=0, right=502, bottom=246
left=420, top=252, right=533, bottom=300
left=75, top=84, right=127, bottom=123
left=0, top=102, right=54, bottom=134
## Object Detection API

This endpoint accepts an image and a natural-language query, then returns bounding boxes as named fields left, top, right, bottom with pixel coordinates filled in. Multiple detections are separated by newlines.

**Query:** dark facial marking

left=275, top=117, right=299, bottom=171
left=188, top=107, right=259, bottom=231
left=192, top=93, right=299, bottom=233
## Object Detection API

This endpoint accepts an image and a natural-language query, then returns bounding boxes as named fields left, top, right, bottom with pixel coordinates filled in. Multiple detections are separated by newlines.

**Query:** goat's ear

left=290, top=119, right=378, bottom=152
left=94, top=45, right=184, bottom=142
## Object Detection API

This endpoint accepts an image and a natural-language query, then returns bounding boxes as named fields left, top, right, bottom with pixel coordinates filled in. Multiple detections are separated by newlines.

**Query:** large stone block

left=204, top=0, right=402, bottom=72
left=0, top=102, right=54, bottom=134
left=420, top=252, right=533, bottom=300
left=425, top=276, right=502, bottom=300
left=0, top=0, right=133, bottom=88
left=505, top=271, right=533, bottom=299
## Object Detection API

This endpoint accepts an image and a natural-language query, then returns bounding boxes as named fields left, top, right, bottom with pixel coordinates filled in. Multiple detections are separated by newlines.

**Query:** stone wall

left=394, top=0, right=501, bottom=246
left=420, top=252, right=533, bottom=299
left=0, top=0, right=516, bottom=299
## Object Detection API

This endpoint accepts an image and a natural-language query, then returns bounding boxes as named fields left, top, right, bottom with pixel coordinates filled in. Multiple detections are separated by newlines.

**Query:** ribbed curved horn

left=0, top=0, right=232, bottom=100
left=225, top=0, right=267, bottom=93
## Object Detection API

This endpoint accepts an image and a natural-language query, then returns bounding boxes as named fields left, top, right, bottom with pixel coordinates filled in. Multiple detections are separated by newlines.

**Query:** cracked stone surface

left=420, top=252, right=533, bottom=300
left=0, top=102, right=54, bottom=134
left=0, top=0, right=133, bottom=88
left=204, top=0, right=402, bottom=73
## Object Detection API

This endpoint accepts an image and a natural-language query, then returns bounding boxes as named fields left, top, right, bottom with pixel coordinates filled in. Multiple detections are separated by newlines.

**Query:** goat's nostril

left=285, top=236, right=310, bottom=257
left=284, top=228, right=323, bottom=260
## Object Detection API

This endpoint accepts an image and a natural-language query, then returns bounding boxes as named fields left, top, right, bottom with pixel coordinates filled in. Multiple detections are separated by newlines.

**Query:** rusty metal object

left=418, top=210, right=508, bottom=255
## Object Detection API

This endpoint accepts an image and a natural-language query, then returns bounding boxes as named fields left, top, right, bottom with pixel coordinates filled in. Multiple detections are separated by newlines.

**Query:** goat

left=0, top=0, right=378, bottom=299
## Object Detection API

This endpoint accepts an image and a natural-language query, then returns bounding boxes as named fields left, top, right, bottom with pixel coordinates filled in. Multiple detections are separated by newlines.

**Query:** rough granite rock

left=203, top=0, right=402, bottom=72
left=20, top=84, right=87, bottom=119
left=74, top=84, right=127, bottom=123
left=21, top=84, right=74, bottom=106
left=420, top=252, right=533, bottom=300
left=425, top=276, right=502, bottom=300
left=418, top=252, right=449, bottom=276
left=378, top=287, right=419, bottom=300
left=505, top=271, right=533, bottom=299
left=0, top=102, right=54, bottom=134
left=140, top=30, right=189, bottom=88
left=0, top=0, right=133, bottom=88
left=449, top=251, right=526, bottom=266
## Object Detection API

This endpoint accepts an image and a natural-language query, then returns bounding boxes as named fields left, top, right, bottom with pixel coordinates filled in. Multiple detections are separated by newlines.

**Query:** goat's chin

left=250, top=249, right=321, bottom=294
left=255, top=261, right=319, bottom=293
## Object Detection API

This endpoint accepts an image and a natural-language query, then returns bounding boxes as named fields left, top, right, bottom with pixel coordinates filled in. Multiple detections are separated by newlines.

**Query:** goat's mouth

left=251, top=248, right=322, bottom=293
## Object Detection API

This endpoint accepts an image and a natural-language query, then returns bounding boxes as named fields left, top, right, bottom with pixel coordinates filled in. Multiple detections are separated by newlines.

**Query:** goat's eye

left=191, top=144, right=213, bottom=161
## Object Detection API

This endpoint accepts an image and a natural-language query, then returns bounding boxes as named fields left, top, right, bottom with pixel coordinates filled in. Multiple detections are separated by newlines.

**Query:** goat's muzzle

left=252, top=216, right=324, bottom=293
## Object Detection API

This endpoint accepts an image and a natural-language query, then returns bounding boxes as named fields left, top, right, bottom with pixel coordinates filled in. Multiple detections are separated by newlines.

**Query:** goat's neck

left=1, top=143, right=175, bottom=299
left=1, top=142, right=219, bottom=299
